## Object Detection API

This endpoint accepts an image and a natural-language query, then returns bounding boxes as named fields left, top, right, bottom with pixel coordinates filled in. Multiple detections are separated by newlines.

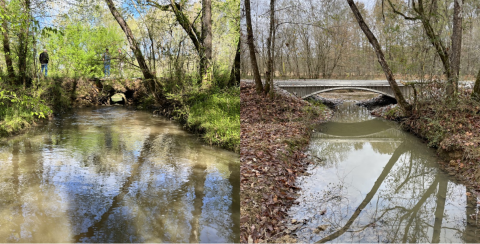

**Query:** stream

left=287, top=99, right=480, bottom=243
left=0, top=107, right=239, bottom=242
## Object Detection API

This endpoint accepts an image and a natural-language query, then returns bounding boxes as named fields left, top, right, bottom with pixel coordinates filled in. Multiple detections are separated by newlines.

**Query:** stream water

left=0, top=107, right=239, bottom=242
left=287, top=101, right=480, bottom=243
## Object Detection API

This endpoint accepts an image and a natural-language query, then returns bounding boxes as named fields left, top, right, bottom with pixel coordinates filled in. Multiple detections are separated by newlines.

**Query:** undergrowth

left=0, top=77, right=70, bottom=136
left=376, top=81, right=480, bottom=162
left=1, top=70, right=240, bottom=153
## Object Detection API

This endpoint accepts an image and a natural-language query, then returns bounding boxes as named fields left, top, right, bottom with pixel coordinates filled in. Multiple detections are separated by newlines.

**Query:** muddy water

left=0, top=107, right=239, bottom=243
left=288, top=102, right=480, bottom=243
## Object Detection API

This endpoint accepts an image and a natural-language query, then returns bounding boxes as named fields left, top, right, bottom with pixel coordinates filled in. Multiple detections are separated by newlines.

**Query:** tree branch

left=385, top=0, right=421, bottom=20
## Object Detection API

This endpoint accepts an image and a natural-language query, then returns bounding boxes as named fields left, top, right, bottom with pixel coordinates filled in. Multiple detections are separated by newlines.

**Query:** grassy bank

left=372, top=89, right=480, bottom=189
left=163, top=85, right=240, bottom=152
left=240, top=82, right=331, bottom=243
left=0, top=76, right=240, bottom=153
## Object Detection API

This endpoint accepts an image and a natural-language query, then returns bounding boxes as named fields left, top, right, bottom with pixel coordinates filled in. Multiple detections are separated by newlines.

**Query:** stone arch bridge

left=276, top=80, right=413, bottom=99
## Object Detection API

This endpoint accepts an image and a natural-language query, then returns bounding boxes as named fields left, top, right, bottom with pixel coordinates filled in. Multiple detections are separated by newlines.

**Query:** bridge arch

left=302, top=87, right=395, bottom=99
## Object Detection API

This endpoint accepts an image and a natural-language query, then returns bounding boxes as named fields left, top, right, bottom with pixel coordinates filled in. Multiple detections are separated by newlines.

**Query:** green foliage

left=42, top=22, right=126, bottom=78
left=0, top=80, right=53, bottom=136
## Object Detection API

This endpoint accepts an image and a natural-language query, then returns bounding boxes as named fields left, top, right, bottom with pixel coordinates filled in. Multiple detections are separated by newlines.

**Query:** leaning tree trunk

left=346, top=0, right=412, bottom=116
left=200, top=0, right=212, bottom=84
left=472, top=68, right=480, bottom=100
left=449, top=0, right=463, bottom=95
left=245, top=0, right=263, bottom=93
left=0, top=0, right=15, bottom=81
left=386, top=0, right=454, bottom=96
left=228, top=37, right=240, bottom=87
left=104, top=0, right=164, bottom=101
left=415, top=0, right=452, bottom=96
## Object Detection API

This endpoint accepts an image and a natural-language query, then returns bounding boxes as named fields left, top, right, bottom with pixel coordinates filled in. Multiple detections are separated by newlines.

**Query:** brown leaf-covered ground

left=240, top=82, right=332, bottom=243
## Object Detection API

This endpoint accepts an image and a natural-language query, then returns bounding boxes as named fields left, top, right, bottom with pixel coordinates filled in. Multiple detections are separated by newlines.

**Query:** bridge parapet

left=277, top=83, right=413, bottom=99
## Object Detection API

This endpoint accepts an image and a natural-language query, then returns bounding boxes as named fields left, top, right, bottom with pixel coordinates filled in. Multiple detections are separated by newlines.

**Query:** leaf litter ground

left=240, top=82, right=332, bottom=243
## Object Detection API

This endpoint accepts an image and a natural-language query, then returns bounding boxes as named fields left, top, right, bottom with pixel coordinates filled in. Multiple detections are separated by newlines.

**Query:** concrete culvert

left=111, top=93, right=126, bottom=104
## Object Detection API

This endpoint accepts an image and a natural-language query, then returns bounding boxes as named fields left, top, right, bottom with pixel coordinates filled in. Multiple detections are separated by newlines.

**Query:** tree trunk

left=189, top=164, right=207, bottom=242
left=449, top=0, right=463, bottom=95
left=264, top=0, right=276, bottom=94
left=228, top=37, right=240, bottom=87
left=17, top=0, right=31, bottom=87
left=472, top=68, right=480, bottom=100
left=346, top=0, right=412, bottom=116
left=317, top=142, right=406, bottom=243
left=201, top=0, right=212, bottom=84
left=432, top=179, right=447, bottom=243
left=147, top=0, right=209, bottom=83
left=386, top=0, right=453, bottom=96
left=104, top=0, right=163, bottom=100
left=245, top=0, right=263, bottom=93
left=0, top=0, right=15, bottom=81
left=270, top=18, right=276, bottom=93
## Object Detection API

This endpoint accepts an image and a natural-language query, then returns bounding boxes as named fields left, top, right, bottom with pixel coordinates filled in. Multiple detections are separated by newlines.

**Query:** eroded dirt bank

left=240, top=82, right=332, bottom=242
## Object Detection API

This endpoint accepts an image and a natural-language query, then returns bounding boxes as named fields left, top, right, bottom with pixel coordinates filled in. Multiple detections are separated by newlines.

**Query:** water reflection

left=288, top=102, right=480, bottom=243
left=0, top=107, right=239, bottom=242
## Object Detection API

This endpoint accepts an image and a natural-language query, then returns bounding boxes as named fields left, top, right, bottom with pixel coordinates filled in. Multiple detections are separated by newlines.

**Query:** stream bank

left=0, top=77, right=240, bottom=152
left=240, top=82, right=332, bottom=243
left=285, top=101, right=480, bottom=243
left=371, top=93, right=480, bottom=192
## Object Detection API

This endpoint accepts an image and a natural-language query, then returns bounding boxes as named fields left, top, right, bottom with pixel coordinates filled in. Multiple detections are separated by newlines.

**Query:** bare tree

left=386, top=0, right=462, bottom=96
left=104, top=0, right=163, bottom=100
left=450, top=0, right=463, bottom=94
left=245, top=0, right=263, bottom=93
left=147, top=0, right=212, bottom=84
left=264, top=0, right=276, bottom=94
left=346, top=0, right=412, bottom=115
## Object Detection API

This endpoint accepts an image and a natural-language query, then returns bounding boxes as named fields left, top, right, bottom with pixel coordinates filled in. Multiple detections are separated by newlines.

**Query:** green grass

left=185, top=86, right=240, bottom=152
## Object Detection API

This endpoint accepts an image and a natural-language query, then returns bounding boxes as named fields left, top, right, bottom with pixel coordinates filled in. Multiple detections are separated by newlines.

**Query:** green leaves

left=43, top=21, right=125, bottom=77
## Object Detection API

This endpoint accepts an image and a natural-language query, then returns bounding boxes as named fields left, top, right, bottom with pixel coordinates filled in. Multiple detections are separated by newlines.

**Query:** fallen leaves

left=240, top=82, right=331, bottom=243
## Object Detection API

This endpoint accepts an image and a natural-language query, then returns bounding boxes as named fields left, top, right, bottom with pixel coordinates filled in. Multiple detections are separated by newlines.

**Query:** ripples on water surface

left=0, top=107, right=239, bottom=242
left=288, top=102, right=480, bottom=243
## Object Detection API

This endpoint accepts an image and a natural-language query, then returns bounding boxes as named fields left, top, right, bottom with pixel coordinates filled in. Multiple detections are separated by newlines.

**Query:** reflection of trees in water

left=309, top=141, right=354, bottom=167
left=370, top=141, right=400, bottom=155
left=294, top=136, right=476, bottom=243
left=296, top=103, right=479, bottom=243
left=0, top=111, right=238, bottom=242
left=316, top=142, right=407, bottom=243
left=0, top=140, right=74, bottom=242
left=331, top=103, right=373, bottom=123
left=310, top=140, right=401, bottom=167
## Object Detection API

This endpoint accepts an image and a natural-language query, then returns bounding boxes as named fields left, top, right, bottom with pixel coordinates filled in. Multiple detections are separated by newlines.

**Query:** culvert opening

left=111, top=93, right=126, bottom=105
